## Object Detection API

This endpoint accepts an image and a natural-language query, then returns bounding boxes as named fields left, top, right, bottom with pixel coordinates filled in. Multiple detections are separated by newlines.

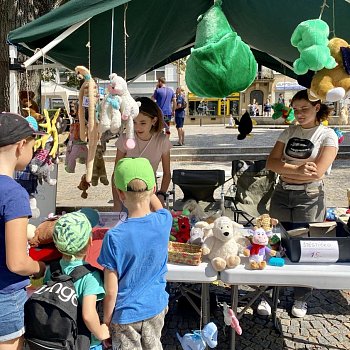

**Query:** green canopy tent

left=8, top=0, right=350, bottom=81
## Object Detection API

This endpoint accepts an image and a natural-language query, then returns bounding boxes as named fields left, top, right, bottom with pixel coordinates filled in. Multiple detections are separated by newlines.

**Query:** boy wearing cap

left=45, top=211, right=110, bottom=349
left=0, top=113, right=46, bottom=349
left=98, top=157, right=172, bottom=350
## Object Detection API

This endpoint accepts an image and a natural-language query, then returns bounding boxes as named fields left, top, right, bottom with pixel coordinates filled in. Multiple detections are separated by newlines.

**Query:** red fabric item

left=29, top=244, right=62, bottom=262
left=250, top=244, right=265, bottom=255
left=85, top=227, right=109, bottom=270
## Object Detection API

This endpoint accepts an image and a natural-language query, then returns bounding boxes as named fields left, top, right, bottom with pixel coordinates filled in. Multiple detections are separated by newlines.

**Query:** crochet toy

left=185, top=0, right=257, bottom=98
left=110, top=73, right=141, bottom=149
left=99, top=74, right=122, bottom=134
left=177, top=322, right=218, bottom=350
left=243, top=227, right=276, bottom=270
left=173, top=216, right=191, bottom=243
left=223, top=302, right=242, bottom=335
left=290, top=19, right=337, bottom=75
left=333, top=127, right=344, bottom=144
left=234, top=111, right=253, bottom=140
left=75, top=65, right=99, bottom=183
left=64, top=122, right=88, bottom=173
left=19, top=90, right=42, bottom=121
left=77, top=174, right=90, bottom=199
left=91, top=145, right=109, bottom=187
left=28, top=218, right=58, bottom=247
left=271, top=103, right=295, bottom=124
left=309, top=37, right=350, bottom=102
left=255, top=213, right=279, bottom=231
left=202, top=216, right=243, bottom=271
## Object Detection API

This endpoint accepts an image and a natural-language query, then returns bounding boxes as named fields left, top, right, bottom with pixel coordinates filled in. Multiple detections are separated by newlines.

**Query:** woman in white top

left=112, top=97, right=172, bottom=211
left=257, top=89, right=338, bottom=319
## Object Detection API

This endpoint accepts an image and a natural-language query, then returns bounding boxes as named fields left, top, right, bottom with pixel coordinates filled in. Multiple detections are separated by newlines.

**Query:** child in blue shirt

left=0, top=113, right=46, bottom=349
left=98, top=157, right=172, bottom=350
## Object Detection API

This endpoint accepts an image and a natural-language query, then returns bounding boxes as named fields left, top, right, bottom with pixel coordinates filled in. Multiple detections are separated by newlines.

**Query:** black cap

left=0, top=112, right=46, bottom=147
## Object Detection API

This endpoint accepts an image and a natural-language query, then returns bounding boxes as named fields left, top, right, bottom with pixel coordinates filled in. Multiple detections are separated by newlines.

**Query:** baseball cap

left=53, top=212, right=92, bottom=256
left=0, top=112, right=46, bottom=147
left=114, top=157, right=155, bottom=191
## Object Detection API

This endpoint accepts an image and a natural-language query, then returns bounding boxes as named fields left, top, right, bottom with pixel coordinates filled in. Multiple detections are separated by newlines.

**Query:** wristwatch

left=156, top=191, right=167, bottom=199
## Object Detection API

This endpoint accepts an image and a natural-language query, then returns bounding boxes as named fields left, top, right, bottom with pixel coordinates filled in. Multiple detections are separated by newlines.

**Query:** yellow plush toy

left=309, top=37, right=350, bottom=102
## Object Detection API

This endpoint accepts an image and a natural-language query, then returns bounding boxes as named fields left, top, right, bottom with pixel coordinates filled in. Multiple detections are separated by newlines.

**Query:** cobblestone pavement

left=57, top=124, right=350, bottom=350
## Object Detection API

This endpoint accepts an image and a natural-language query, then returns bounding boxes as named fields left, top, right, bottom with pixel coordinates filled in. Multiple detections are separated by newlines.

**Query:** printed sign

left=82, top=96, right=89, bottom=107
left=299, top=240, right=339, bottom=263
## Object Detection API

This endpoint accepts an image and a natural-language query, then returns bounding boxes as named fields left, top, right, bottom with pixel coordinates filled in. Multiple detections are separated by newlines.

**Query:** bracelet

left=156, top=191, right=167, bottom=199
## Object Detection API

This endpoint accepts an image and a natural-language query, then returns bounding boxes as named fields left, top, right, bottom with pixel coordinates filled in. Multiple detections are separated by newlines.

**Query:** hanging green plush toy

left=185, top=0, right=257, bottom=98
left=291, top=19, right=337, bottom=75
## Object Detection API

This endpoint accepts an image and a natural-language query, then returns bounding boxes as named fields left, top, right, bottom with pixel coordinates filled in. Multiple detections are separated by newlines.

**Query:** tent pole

left=9, top=45, right=19, bottom=113
left=23, top=18, right=91, bottom=68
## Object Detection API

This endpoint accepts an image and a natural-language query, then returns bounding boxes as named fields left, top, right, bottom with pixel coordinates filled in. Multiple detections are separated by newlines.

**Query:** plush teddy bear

left=91, top=145, right=109, bottom=187
left=202, top=216, right=244, bottom=271
left=309, top=37, right=350, bottom=102
left=243, top=227, right=276, bottom=270
left=19, top=90, right=43, bottom=121
left=109, top=73, right=141, bottom=149
left=77, top=174, right=90, bottom=199
left=28, top=219, right=58, bottom=247
left=99, top=74, right=122, bottom=134
left=290, top=19, right=337, bottom=75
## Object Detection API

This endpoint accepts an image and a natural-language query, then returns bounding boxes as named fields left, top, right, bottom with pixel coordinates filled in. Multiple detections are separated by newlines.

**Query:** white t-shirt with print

left=277, top=124, right=338, bottom=174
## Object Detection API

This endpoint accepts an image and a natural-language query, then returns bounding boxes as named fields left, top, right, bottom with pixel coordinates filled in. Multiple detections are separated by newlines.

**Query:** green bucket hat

left=114, top=157, right=155, bottom=191
left=53, top=212, right=92, bottom=256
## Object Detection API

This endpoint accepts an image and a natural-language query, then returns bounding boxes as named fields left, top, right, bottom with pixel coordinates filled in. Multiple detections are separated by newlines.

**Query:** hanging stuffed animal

left=75, top=65, right=99, bottom=183
left=223, top=302, right=242, bottom=335
left=91, top=145, right=109, bottom=186
left=290, top=19, right=337, bottom=75
left=19, top=90, right=43, bottom=121
left=109, top=73, right=141, bottom=150
left=271, top=103, right=295, bottom=124
left=99, top=74, right=122, bottom=134
left=177, top=322, right=218, bottom=350
left=77, top=174, right=90, bottom=199
left=185, top=0, right=257, bottom=98
left=309, top=37, right=350, bottom=102
left=234, top=111, right=253, bottom=140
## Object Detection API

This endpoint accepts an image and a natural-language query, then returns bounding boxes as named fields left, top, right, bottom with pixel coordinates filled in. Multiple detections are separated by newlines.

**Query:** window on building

left=145, top=67, right=165, bottom=81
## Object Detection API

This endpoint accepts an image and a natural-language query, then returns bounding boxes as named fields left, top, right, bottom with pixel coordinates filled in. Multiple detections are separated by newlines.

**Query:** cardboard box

left=308, top=222, right=337, bottom=237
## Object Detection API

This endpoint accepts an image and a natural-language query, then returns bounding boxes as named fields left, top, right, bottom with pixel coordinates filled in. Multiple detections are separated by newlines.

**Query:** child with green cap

left=98, top=157, right=172, bottom=350
left=45, top=211, right=110, bottom=349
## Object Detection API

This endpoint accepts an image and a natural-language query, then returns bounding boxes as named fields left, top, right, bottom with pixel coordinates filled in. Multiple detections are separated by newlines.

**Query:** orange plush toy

left=19, top=90, right=42, bottom=121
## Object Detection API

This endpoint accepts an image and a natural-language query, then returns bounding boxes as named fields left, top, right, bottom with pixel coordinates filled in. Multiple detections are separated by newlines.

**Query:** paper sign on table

left=299, top=240, right=339, bottom=263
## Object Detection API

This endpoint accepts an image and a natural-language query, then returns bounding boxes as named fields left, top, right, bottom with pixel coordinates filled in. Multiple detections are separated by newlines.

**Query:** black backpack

left=24, top=261, right=98, bottom=350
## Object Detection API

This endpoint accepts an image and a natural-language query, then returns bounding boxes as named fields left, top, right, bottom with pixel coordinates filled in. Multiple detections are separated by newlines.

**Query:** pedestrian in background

left=263, top=98, right=272, bottom=117
left=174, top=87, right=186, bottom=146
left=152, top=77, right=176, bottom=137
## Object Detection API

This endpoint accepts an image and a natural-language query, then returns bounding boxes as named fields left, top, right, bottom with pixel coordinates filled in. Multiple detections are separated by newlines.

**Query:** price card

left=299, top=240, right=339, bottom=263
left=82, top=95, right=89, bottom=107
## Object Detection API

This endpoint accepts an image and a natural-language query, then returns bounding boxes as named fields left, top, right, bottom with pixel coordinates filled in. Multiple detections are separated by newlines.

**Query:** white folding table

left=166, top=261, right=218, bottom=325
left=220, top=256, right=350, bottom=350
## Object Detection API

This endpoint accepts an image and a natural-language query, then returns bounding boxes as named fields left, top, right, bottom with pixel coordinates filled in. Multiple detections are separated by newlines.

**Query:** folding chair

left=170, top=169, right=226, bottom=212
left=224, top=160, right=278, bottom=226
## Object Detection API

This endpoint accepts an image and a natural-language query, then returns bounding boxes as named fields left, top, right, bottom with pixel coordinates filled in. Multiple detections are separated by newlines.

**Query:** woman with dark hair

left=112, top=97, right=172, bottom=210
left=256, top=89, right=339, bottom=318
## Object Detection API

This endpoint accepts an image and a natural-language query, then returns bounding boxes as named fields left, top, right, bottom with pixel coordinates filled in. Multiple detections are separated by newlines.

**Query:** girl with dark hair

left=112, top=97, right=172, bottom=210
left=256, top=89, right=339, bottom=318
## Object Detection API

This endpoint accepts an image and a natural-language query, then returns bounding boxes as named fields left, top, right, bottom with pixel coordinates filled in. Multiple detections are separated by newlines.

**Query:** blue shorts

left=90, top=344, right=103, bottom=350
left=0, top=288, right=27, bottom=342
left=175, top=116, right=185, bottom=128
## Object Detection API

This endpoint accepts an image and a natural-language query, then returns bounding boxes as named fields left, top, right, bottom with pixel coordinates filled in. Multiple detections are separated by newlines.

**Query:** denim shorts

left=0, top=288, right=27, bottom=342
left=175, top=116, right=185, bottom=128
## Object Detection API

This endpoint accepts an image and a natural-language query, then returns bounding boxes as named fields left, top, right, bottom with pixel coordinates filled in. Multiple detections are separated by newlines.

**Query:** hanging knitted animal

left=99, top=74, right=122, bottom=134
left=271, top=103, right=295, bottom=124
left=223, top=302, right=242, bottom=335
left=75, top=66, right=99, bottom=183
left=185, top=0, right=257, bottom=98
left=234, top=111, right=253, bottom=140
left=110, top=73, right=141, bottom=149
left=91, top=145, right=109, bottom=186
left=290, top=19, right=337, bottom=75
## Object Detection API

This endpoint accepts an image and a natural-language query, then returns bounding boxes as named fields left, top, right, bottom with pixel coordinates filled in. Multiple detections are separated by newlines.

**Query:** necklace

left=137, top=135, right=154, bottom=157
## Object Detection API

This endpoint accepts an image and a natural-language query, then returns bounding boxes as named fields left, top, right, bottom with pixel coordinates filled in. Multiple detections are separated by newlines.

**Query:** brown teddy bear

left=78, top=174, right=90, bottom=199
left=309, top=37, right=350, bottom=102
left=19, top=90, right=43, bottom=121
left=28, top=219, right=58, bottom=247
left=91, top=145, right=109, bottom=186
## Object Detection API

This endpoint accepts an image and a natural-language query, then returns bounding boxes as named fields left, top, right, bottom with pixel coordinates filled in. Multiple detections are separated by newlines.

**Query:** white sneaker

left=257, top=299, right=271, bottom=316
left=292, top=300, right=307, bottom=318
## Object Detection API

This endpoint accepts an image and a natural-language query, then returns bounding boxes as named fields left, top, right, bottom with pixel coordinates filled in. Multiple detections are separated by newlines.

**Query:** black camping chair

left=224, top=160, right=278, bottom=226
left=170, top=169, right=226, bottom=212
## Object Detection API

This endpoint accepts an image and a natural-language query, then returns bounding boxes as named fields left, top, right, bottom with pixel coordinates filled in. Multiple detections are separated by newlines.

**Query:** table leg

left=230, top=285, right=239, bottom=350
left=272, top=286, right=282, bottom=333
left=201, top=283, right=210, bottom=325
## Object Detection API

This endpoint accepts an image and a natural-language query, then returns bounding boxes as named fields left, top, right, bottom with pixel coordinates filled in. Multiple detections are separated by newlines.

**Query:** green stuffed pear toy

left=291, top=19, right=337, bottom=75
left=185, top=0, right=257, bottom=98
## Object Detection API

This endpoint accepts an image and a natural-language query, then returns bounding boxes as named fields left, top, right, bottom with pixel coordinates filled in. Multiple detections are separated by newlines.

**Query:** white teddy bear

left=109, top=73, right=141, bottom=149
left=202, top=216, right=244, bottom=271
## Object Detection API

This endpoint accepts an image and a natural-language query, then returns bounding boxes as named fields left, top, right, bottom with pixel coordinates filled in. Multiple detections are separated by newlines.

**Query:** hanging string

left=110, top=8, right=115, bottom=75
left=318, top=0, right=329, bottom=19
left=123, top=3, right=129, bottom=80
left=86, top=20, right=91, bottom=71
